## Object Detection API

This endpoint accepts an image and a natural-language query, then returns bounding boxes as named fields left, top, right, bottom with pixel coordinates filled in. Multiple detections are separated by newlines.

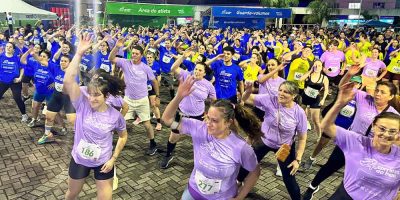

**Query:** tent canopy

left=0, top=0, right=58, bottom=20
left=362, top=20, right=391, bottom=27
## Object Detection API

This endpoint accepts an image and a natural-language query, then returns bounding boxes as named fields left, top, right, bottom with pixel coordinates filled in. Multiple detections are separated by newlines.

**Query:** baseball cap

left=350, top=75, right=362, bottom=84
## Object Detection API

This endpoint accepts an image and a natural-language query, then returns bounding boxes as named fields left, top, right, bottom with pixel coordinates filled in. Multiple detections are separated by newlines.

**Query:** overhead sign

left=106, top=2, right=194, bottom=17
left=212, top=6, right=292, bottom=18
left=213, top=17, right=265, bottom=29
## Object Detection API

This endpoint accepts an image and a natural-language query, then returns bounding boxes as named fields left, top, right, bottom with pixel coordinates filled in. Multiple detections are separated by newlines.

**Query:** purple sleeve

left=296, top=106, right=308, bottom=135
left=380, top=61, right=386, bottom=70
left=334, top=126, right=364, bottom=152
left=115, top=58, right=125, bottom=69
left=71, top=86, right=88, bottom=111
left=144, top=64, right=155, bottom=81
left=180, top=118, right=202, bottom=136
left=253, top=94, right=270, bottom=111
left=320, top=52, right=326, bottom=63
left=115, top=113, right=127, bottom=132
left=178, top=69, right=189, bottom=80
left=239, top=143, right=258, bottom=172
left=354, top=90, right=368, bottom=104
left=341, top=51, right=345, bottom=62
left=208, top=83, right=217, bottom=99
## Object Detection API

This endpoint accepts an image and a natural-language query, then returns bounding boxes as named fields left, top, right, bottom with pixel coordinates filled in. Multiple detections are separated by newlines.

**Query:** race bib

left=162, top=55, right=172, bottom=63
left=55, top=82, right=63, bottom=92
left=329, top=66, right=339, bottom=73
left=365, top=68, right=378, bottom=77
left=147, top=84, right=152, bottom=91
left=393, top=66, right=400, bottom=74
left=304, top=86, right=319, bottom=98
left=194, top=170, right=222, bottom=195
left=80, top=64, right=87, bottom=72
left=294, top=72, right=304, bottom=81
left=34, top=39, right=40, bottom=45
left=100, top=64, right=110, bottom=72
left=340, top=105, right=355, bottom=118
left=77, top=140, right=101, bottom=160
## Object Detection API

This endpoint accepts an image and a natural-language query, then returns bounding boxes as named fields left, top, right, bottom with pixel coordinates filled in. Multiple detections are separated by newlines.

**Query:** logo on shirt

left=360, top=158, right=400, bottom=178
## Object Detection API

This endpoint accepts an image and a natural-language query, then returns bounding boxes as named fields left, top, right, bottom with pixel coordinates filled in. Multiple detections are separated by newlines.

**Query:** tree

left=361, top=10, right=378, bottom=20
left=260, top=0, right=299, bottom=8
left=303, top=0, right=337, bottom=26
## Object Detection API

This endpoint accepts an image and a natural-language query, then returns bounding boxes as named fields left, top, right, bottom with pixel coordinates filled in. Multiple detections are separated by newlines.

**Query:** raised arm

left=205, top=54, right=223, bottom=66
left=109, top=38, right=125, bottom=64
left=241, top=82, right=256, bottom=106
left=20, top=47, right=33, bottom=65
left=64, top=33, right=93, bottom=101
left=321, top=82, right=356, bottom=138
left=258, top=63, right=286, bottom=84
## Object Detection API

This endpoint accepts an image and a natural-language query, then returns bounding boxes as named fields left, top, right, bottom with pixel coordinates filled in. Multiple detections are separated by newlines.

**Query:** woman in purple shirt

left=361, top=48, right=388, bottom=95
left=63, top=33, right=128, bottom=200
left=320, top=81, right=400, bottom=200
left=160, top=49, right=216, bottom=169
left=239, top=81, right=308, bottom=200
left=162, top=76, right=262, bottom=200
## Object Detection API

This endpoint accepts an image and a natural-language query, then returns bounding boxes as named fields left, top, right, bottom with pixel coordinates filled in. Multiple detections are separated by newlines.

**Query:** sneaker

left=38, top=134, right=53, bottom=145
left=307, top=121, right=312, bottom=131
left=303, top=185, right=320, bottom=200
left=160, top=155, right=174, bottom=169
left=275, top=165, right=282, bottom=177
left=303, top=157, right=316, bottom=170
left=59, top=127, right=68, bottom=136
left=133, top=117, right=142, bottom=126
left=21, top=114, right=29, bottom=123
left=155, top=123, right=162, bottom=131
left=146, top=145, right=158, bottom=156
left=27, top=118, right=37, bottom=128
left=42, top=106, right=47, bottom=115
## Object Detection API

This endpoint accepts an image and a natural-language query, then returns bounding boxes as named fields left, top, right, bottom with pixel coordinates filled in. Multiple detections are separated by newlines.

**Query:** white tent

left=0, top=0, right=58, bottom=20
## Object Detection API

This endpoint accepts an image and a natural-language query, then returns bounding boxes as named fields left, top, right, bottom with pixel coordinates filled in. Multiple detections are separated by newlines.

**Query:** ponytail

left=88, top=69, right=126, bottom=97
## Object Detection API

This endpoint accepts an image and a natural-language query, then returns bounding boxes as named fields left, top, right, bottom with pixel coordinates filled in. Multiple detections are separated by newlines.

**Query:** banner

left=106, top=2, right=194, bottom=17
left=212, top=6, right=291, bottom=18
left=108, top=15, right=167, bottom=28
left=213, top=17, right=265, bottom=29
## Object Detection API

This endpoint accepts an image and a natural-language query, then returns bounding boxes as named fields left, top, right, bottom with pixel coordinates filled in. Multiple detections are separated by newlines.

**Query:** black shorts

left=47, top=91, right=76, bottom=114
left=148, top=85, right=156, bottom=96
left=383, top=71, right=400, bottom=81
left=302, top=94, right=321, bottom=109
left=171, top=111, right=204, bottom=134
left=327, top=75, right=342, bottom=86
left=68, top=158, right=114, bottom=180
left=22, top=75, right=33, bottom=84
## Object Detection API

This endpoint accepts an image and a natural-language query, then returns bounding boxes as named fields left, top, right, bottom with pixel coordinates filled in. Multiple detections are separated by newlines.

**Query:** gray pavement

left=0, top=88, right=343, bottom=200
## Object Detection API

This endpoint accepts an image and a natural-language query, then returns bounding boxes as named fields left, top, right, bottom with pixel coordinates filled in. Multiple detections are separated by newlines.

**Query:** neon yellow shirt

left=287, top=57, right=313, bottom=89
left=345, top=49, right=361, bottom=66
left=243, top=64, right=261, bottom=81
left=387, top=53, right=400, bottom=74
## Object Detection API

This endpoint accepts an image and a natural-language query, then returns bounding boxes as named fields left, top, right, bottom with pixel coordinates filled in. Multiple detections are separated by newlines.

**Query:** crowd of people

left=0, top=20, right=400, bottom=200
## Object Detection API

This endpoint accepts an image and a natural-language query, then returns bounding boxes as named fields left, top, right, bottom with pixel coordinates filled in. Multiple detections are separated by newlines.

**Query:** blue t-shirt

left=183, top=59, right=196, bottom=72
left=147, top=61, right=161, bottom=87
left=24, top=55, right=36, bottom=77
left=205, top=52, right=216, bottom=59
left=334, top=99, right=357, bottom=129
left=50, top=41, right=60, bottom=58
left=264, top=41, right=276, bottom=59
left=30, top=60, right=55, bottom=95
left=95, top=51, right=112, bottom=73
left=80, top=54, right=94, bottom=73
left=233, top=45, right=245, bottom=55
left=14, top=45, right=28, bottom=57
left=211, top=60, right=244, bottom=99
left=0, top=53, right=21, bottom=84
left=313, top=43, right=324, bottom=60
left=158, top=46, right=177, bottom=73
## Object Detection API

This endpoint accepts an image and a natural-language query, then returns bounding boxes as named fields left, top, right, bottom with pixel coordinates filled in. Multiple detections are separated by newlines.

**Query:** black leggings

left=237, top=142, right=301, bottom=200
left=329, top=182, right=353, bottom=200
left=0, top=82, right=26, bottom=114
left=311, top=145, right=345, bottom=187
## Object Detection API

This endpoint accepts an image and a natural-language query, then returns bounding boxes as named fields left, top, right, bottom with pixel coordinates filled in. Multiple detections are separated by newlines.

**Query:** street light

left=357, top=0, right=363, bottom=27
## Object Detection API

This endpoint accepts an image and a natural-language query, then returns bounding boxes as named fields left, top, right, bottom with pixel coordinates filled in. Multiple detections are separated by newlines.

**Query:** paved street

left=0, top=87, right=343, bottom=200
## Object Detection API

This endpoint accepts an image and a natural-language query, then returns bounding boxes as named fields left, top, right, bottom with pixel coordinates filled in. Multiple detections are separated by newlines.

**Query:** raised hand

left=176, top=75, right=195, bottom=98
left=116, top=37, right=125, bottom=48
left=337, top=82, right=356, bottom=105
left=76, top=33, right=93, bottom=56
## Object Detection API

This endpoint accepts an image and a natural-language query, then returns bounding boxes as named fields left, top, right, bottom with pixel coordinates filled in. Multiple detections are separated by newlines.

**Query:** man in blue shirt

left=206, top=46, right=244, bottom=103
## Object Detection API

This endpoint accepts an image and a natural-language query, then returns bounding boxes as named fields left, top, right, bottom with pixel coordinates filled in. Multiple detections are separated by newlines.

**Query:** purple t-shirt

left=254, top=94, right=307, bottom=149
left=115, top=58, right=155, bottom=100
left=178, top=70, right=216, bottom=116
left=257, top=75, right=285, bottom=96
left=362, top=58, right=386, bottom=78
left=350, top=90, right=398, bottom=136
left=180, top=118, right=258, bottom=199
left=320, top=50, right=345, bottom=77
left=71, top=87, right=126, bottom=167
left=106, top=95, right=125, bottom=109
left=335, top=127, right=400, bottom=200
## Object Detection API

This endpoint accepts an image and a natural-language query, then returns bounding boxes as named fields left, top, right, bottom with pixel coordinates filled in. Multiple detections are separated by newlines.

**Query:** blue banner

left=212, top=17, right=265, bottom=29
left=212, top=6, right=291, bottom=18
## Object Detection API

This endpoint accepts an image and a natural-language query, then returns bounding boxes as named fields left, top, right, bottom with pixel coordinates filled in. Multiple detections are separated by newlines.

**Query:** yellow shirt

left=338, top=41, right=347, bottom=51
left=357, top=41, right=372, bottom=56
left=287, top=57, right=313, bottom=89
left=387, top=53, right=400, bottom=74
left=345, top=49, right=361, bottom=66
left=243, top=64, right=260, bottom=81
